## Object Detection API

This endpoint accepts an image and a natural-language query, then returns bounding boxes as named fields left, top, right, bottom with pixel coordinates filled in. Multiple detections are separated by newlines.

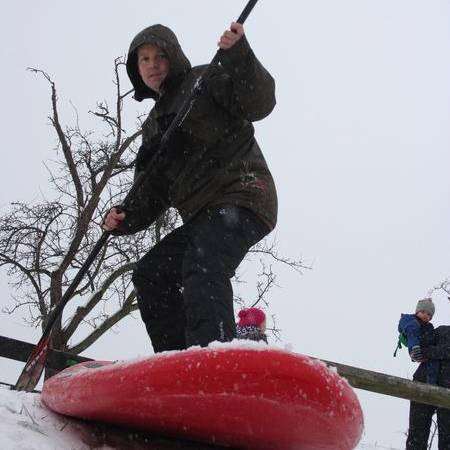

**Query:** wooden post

left=2, top=334, right=449, bottom=408
left=316, top=356, right=450, bottom=409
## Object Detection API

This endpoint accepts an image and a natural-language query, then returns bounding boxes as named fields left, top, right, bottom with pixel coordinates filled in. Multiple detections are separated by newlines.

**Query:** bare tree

left=429, top=278, right=450, bottom=303
left=0, top=58, right=307, bottom=359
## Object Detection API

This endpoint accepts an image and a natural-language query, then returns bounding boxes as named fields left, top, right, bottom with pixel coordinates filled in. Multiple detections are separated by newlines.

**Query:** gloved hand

left=102, top=206, right=126, bottom=232
left=410, top=345, right=425, bottom=362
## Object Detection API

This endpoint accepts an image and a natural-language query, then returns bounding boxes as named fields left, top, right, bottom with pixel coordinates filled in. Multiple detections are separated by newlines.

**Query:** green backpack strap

left=65, top=358, right=80, bottom=368
left=393, top=333, right=408, bottom=357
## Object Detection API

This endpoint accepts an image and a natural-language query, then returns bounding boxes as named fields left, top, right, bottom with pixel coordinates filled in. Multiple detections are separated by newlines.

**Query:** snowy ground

left=0, top=386, right=397, bottom=450
left=0, top=386, right=86, bottom=450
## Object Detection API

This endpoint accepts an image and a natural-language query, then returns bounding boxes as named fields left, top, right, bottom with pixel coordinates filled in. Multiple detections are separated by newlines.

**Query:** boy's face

left=137, top=44, right=170, bottom=93
left=416, top=310, right=433, bottom=322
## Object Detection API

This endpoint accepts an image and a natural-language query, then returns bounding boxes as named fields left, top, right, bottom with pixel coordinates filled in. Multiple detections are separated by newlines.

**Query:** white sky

left=1, top=1, right=449, bottom=448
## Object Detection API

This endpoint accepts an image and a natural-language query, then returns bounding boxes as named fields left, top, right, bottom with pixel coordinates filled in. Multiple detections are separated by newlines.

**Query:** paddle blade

left=14, top=336, right=50, bottom=392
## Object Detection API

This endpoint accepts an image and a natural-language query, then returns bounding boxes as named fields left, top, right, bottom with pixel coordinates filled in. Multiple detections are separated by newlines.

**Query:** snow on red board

left=41, top=344, right=363, bottom=450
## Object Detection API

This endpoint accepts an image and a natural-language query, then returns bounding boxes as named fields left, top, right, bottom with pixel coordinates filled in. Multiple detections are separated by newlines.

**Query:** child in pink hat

left=236, top=307, right=268, bottom=343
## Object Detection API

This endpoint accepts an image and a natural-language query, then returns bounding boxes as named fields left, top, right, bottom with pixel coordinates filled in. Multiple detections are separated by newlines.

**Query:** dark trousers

left=132, top=206, right=269, bottom=353
left=406, top=401, right=450, bottom=450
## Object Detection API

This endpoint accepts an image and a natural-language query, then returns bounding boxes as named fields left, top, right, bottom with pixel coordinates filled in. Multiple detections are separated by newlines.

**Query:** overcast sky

left=1, top=1, right=449, bottom=447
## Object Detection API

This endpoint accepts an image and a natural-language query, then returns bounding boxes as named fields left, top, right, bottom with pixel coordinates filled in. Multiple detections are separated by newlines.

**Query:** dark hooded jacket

left=422, top=325, right=450, bottom=388
left=118, top=24, right=277, bottom=234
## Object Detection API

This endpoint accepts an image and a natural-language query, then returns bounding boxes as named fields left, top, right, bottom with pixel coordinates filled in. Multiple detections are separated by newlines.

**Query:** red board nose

left=42, top=345, right=364, bottom=450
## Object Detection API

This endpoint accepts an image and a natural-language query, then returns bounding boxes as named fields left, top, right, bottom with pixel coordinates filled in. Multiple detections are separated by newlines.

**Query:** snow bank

left=0, top=384, right=392, bottom=449
left=0, top=386, right=87, bottom=449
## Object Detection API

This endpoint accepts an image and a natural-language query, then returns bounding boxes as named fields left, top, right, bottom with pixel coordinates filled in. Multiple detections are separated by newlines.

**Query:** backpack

left=393, top=332, right=408, bottom=357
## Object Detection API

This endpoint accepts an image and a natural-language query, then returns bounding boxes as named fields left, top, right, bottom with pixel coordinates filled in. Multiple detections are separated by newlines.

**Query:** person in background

left=398, top=298, right=439, bottom=384
left=406, top=324, right=450, bottom=449
left=236, top=307, right=268, bottom=343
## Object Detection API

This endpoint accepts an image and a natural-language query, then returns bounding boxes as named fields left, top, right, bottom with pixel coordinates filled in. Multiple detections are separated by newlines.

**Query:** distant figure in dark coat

left=404, top=304, right=450, bottom=448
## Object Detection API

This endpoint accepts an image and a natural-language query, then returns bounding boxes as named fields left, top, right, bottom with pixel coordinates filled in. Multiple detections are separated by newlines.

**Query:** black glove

left=410, top=345, right=425, bottom=362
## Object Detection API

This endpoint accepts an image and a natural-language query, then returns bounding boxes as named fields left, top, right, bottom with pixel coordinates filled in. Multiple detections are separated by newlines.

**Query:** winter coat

left=119, top=24, right=277, bottom=235
left=397, top=314, right=436, bottom=382
left=422, top=325, right=450, bottom=388
left=398, top=314, right=433, bottom=352
left=236, top=325, right=268, bottom=344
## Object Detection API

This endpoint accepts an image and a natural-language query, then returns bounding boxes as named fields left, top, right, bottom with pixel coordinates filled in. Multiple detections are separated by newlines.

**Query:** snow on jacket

left=118, top=24, right=277, bottom=235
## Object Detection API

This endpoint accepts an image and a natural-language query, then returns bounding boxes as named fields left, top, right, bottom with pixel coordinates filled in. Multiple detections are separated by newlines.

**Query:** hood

left=399, top=313, right=416, bottom=328
left=126, top=24, right=191, bottom=101
left=399, top=313, right=428, bottom=331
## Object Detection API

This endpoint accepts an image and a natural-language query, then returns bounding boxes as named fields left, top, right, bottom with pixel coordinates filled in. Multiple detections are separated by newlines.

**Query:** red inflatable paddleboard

left=42, top=345, right=363, bottom=449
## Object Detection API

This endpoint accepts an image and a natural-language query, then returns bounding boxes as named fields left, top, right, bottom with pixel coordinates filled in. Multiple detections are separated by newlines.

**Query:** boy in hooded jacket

left=103, top=23, right=277, bottom=353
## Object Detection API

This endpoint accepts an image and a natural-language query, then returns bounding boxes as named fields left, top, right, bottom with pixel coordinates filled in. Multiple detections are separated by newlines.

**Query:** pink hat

left=237, top=308, right=266, bottom=327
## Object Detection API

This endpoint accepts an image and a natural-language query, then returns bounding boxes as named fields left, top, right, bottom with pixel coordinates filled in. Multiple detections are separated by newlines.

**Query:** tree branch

left=0, top=252, right=46, bottom=316
left=68, top=290, right=138, bottom=354
left=63, top=262, right=135, bottom=341
left=28, top=68, right=85, bottom=210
